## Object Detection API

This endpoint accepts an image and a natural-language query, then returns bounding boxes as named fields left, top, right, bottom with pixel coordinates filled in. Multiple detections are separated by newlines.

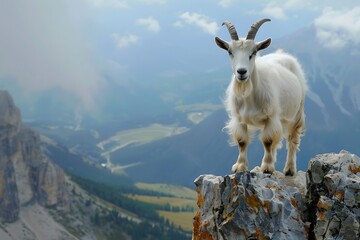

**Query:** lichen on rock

left=306, top=150, right=360, bottom=240
left=193, top=150, right=360, bottom=240
left=193, top=171, right=308, bottom=240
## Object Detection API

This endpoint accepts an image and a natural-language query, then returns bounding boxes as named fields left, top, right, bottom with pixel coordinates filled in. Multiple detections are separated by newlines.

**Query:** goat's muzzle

left=236, top=68, right=248, bottom=82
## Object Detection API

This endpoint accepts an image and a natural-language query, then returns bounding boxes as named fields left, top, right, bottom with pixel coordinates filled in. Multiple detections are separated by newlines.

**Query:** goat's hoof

left=260, top=164, right=275, bottom=175
left=232, top=162, right=248, bottom=173
left=284, top=169, right=295, bottom=176
left=263, top=169, right=272, bottom=174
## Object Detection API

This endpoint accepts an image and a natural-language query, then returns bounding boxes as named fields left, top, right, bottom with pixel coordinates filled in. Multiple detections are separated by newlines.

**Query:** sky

left=0, top=0, right=359, bottom=113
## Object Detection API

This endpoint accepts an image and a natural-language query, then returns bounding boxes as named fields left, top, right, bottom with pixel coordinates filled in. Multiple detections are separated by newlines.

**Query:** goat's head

left=215, top=19, right=272, bottom=83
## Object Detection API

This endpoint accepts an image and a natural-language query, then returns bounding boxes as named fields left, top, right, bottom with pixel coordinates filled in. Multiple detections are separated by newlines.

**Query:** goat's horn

left=246, top=18, right=271, bottom=40
left=222, top=21, right=239, bottom=41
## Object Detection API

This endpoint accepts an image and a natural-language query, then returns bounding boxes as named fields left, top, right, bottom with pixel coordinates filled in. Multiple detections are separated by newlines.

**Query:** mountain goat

left=215, top=19, right=307, bottom=176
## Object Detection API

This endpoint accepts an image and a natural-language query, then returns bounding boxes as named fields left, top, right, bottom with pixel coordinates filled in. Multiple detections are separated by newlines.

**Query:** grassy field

left=135, top=182, right=197, bottom=199
left=175, top=103, right=223, bottom=124
left=158, top=211, right=196, bottom=231
left=97, top=124, right=189, bottom=153
left=187, top=111, right=212, bottom=124
left=132, top=182, right=198, bottom=231
left=127, top=195, right=196, bottom=209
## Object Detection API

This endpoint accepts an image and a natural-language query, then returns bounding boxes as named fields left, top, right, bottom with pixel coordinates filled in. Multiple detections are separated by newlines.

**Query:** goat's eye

left=228, top=50, right=233, bottom=56
left=249, top=52, right=256, bottom=60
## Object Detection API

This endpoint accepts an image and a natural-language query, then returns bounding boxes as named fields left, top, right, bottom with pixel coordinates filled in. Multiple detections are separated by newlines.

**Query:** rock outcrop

left=0, top=90, right=68, bottom=223
left=193, top=150, right=360, bottom=240
left=307, top=150, right=360, bottom=239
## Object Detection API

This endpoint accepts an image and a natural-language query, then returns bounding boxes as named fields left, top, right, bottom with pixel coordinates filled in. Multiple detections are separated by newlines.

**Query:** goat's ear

left=256, top=38, right=271, bottom=51
left=215, top=37, right=229, bottom=51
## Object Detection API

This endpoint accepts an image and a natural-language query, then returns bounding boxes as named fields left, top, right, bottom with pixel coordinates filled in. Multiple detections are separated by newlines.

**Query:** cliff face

left=0, top=90, right=68, bottom=223
left=193, top=150, right=360, bottom=240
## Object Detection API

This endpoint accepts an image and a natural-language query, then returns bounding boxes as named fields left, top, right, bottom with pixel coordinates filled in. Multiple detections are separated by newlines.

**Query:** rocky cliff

left=0, top=90, right=68, bottom=223
left=193, top=150, right=360, bottom=240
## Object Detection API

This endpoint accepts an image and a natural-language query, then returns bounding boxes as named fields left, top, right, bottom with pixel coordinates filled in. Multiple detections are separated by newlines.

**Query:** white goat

left=215, top=19, right=307, bottom=176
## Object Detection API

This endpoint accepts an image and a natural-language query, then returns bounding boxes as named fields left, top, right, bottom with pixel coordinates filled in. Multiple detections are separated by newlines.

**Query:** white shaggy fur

left=216, top=22, right=307, bottom=175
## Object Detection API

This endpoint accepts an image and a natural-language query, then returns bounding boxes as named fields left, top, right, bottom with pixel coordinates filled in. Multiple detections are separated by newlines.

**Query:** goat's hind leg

left=284, top=109, right=305, bottom=176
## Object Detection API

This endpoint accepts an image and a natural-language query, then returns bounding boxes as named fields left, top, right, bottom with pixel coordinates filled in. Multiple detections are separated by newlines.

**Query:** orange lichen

left=245, top=194, right=261, bottom=209
left=290, top=197, right=299, bottom=210
left=242, top=227, right=249, bottom=236
left=265, top=184, right=283, bottom=191
left=317, top=211, right=325, bottom=221
left=196, top=187, right=204, bottom=208
left=348, top=164, right=360, bottom=174
left=263, top=200, right=271, bottom=217
left=231, top=178, right=238, bottom=198
left=277, top=194, right=285, bottom=199
left=334, top=191, right=344, bottom=202
left=192, top=212, right=214, bottom=240
left=192, top=211, right=201, bottom=237
left=232, top=177, right=238, bottom=186
left=317, top=199, right=329, bottom=210
left=252, top=226, right=269, bottom=240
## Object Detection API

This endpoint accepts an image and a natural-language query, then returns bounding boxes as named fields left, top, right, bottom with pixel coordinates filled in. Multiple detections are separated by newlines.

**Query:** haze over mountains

left=13, top=24, right=359, bottom=188
left=1, top=1, right=360, bottom=188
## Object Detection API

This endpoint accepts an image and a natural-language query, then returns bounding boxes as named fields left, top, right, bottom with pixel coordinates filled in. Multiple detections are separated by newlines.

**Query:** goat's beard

left=234, top=79, right=252, bottom=98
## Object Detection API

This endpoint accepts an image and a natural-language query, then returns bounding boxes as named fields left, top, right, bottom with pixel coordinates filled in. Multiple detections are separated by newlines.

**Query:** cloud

left=177, top=12, right=219, bottom=35
left=258, top=0, right=315, bottom=20
left=261, top=3, right=287, bottom=20
left=0, top=0, right=104, bottom=110
left=136, top=17, right=161, bottom=33
left=112, top=33, right=139, bottom=48
left=314, top=7, right=360, bottom=48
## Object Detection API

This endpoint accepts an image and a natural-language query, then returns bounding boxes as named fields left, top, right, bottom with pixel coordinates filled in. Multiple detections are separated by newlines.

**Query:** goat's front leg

left=231, top=123, right=251, bottom=173
left=260, top=118, right=282, bottom=174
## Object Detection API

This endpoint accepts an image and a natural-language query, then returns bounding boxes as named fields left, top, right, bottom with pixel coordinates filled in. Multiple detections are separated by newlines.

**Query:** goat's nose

left=237, top=68, right=247, bottom=75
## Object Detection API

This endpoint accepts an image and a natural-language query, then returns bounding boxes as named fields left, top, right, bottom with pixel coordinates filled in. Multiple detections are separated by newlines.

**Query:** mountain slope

left=0, top=90, right=189, bottom=239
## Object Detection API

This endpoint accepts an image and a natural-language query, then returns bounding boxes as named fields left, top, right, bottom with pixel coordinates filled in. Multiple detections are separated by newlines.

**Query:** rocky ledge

left=192, top=150, right=360, bottom=240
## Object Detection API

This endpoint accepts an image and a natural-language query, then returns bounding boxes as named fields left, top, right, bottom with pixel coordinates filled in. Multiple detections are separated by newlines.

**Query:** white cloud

left=0, top=0, right=104, bottom=110
left=112, top=33, right=139, bottom=48
left=261, top=3, right=288, bottom=20
left=314, top=7, right=360, bottom=48
left=136, top=17, right=161, bottom=33
left=258, top=0, right=318, bottom=20
left=177, top=12, right=219, bottom=35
